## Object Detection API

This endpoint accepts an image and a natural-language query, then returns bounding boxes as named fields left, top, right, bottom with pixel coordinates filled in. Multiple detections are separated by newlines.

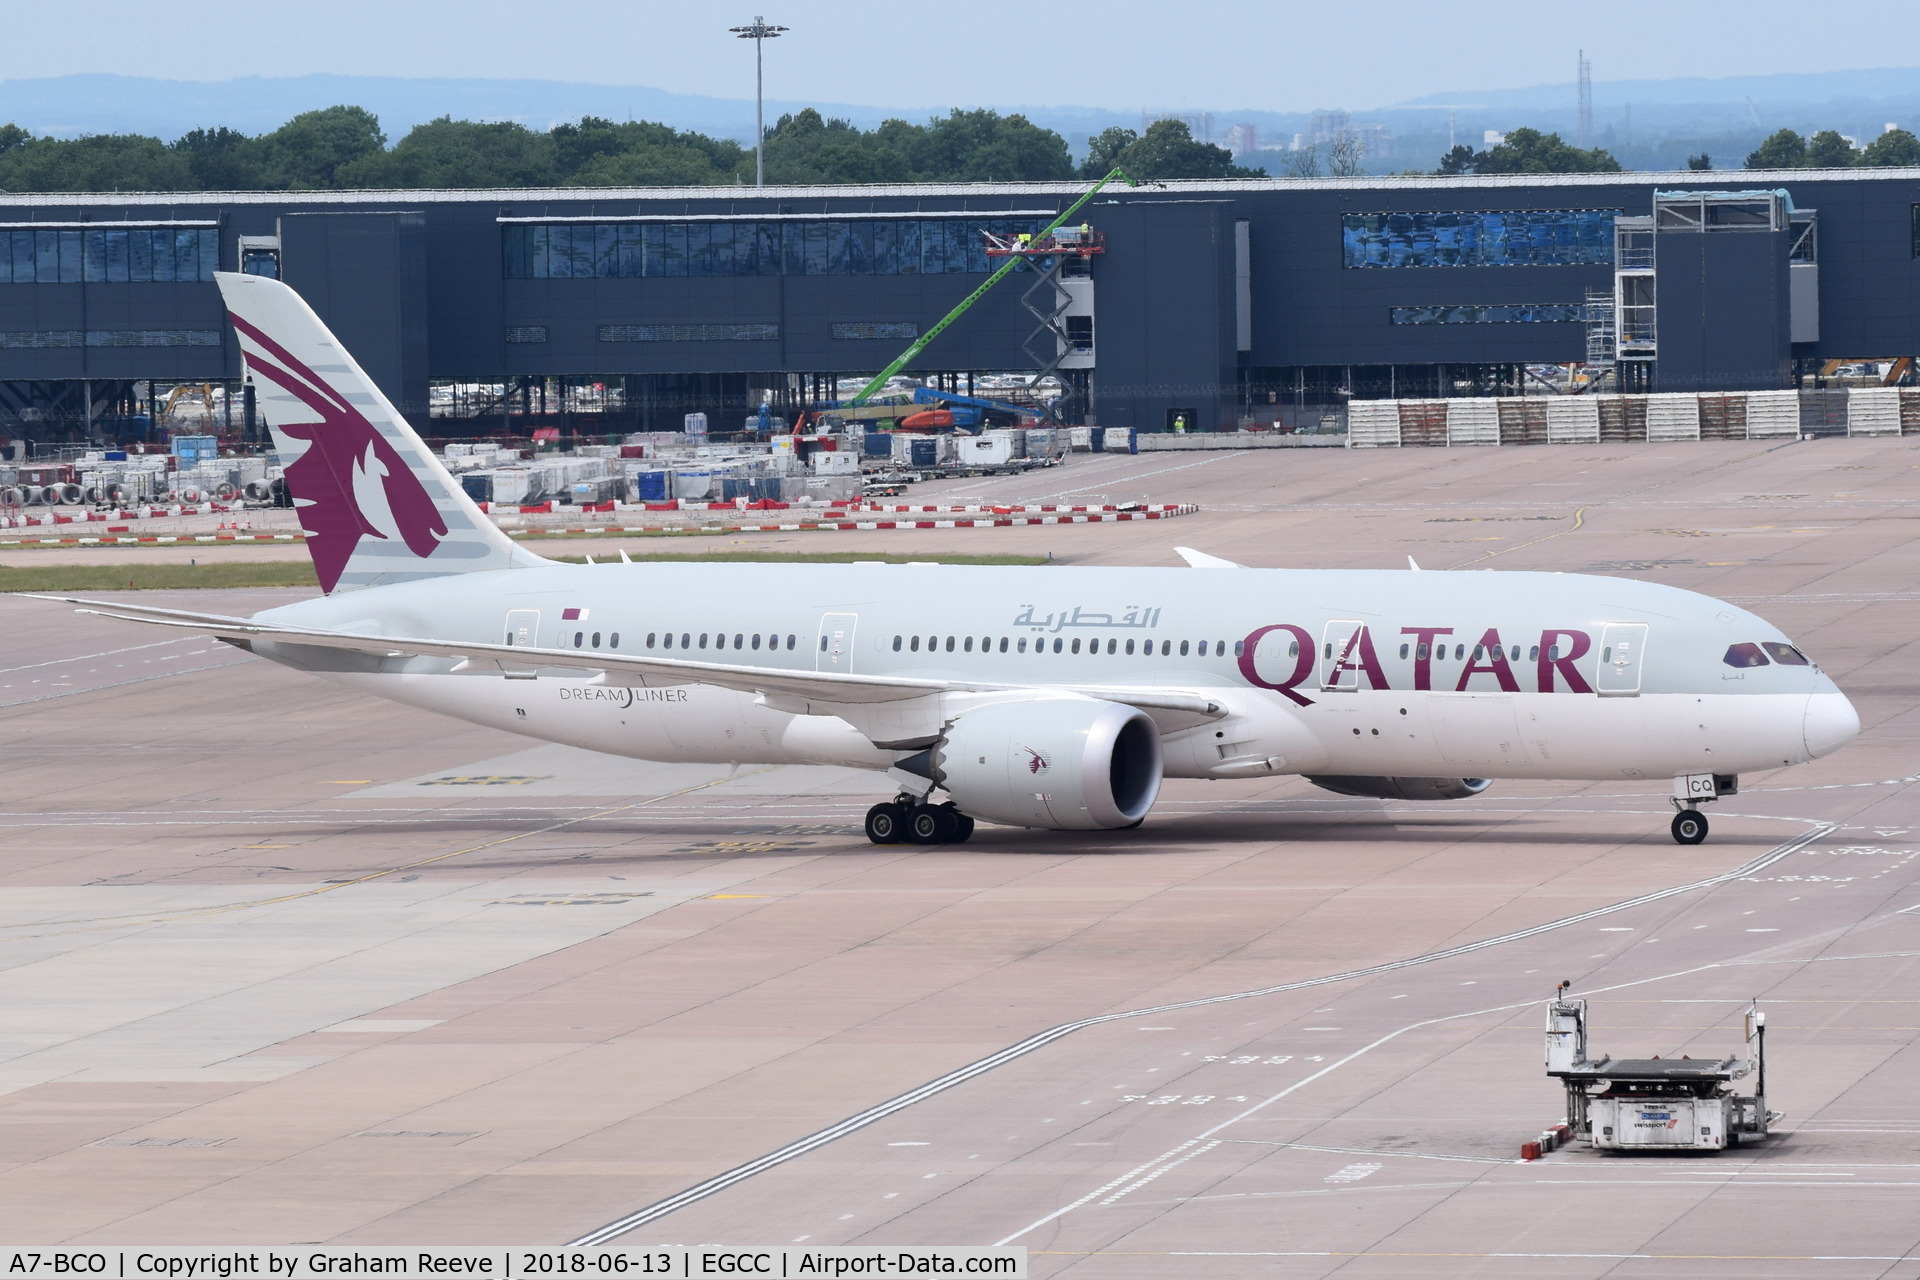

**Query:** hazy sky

left=10, top=0, right=1916, bottom=112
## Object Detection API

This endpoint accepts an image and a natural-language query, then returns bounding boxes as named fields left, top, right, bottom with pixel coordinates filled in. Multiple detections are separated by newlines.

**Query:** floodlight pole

left=730, top=16, right=787, bottom=186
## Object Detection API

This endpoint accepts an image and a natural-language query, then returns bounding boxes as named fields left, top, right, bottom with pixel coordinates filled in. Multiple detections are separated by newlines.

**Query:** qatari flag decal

left=562, top=607, right=588, bottom=621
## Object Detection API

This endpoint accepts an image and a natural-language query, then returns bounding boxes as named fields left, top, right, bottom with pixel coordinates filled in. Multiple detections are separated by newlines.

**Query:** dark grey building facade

left=1, top=167, right=1916, bottom=443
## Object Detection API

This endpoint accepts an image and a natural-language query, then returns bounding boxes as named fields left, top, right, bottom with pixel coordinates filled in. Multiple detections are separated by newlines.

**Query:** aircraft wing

left=27, top=595, right=1227, bottom=718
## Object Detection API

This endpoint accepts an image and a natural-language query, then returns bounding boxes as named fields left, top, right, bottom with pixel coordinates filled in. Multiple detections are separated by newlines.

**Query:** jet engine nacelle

left=931, top=698, right=1163, bottom=830
left=1305, top=775, right=1494, bottom=801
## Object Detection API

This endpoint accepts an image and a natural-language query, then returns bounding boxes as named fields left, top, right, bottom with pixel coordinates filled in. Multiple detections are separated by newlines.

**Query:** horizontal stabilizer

left=1174, top=547, right=1245, bottom=569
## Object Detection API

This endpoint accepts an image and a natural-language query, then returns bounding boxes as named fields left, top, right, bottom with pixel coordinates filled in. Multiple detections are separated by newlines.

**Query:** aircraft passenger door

left=501, top=608, right=541, bottom=678
left=816, top=613, right=858, bottom=674
left=1595, top=622, right=1649, bottom=697
left=1320, top=619, right=1366, bottom=691
left=504, top=609, right=540, bottom=647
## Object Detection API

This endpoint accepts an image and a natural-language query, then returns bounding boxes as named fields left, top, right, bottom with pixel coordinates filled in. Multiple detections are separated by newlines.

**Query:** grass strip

left=3, top=550, right=1049, bottom=592
left=1, top=561, right=322, bottom=591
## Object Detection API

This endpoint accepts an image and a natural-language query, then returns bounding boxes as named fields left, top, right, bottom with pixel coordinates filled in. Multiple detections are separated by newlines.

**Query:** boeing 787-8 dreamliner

left=32, top=274, right=1859, bottom=845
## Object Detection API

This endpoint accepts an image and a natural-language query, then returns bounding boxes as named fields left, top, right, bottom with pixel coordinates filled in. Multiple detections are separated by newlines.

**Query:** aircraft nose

left=1804, top=691, right=1860, bottom=759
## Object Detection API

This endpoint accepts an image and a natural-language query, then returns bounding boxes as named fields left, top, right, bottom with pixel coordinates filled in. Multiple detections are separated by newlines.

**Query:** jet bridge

left=1546, top=983, right=1774, bottom=1152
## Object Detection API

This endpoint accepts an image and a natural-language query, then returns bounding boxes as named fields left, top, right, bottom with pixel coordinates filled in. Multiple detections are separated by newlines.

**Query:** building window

left=1342, top=210, right=1620, bottom=268
left=1912, top=204, right=1920, bottom=258
left=504, top=218, right=1043, bottom=281
left=599, top=323, right=779, bottom=343
left=505, top=326, right=549, bottom=343
left=1064, top=315, right=1094, bottom=352
left=1390, top=304, right=1589, bottom=324
left=831, top=321, right=919, bottom=341
left=0, top=227, right=218, bottom=285
left=0, top=329, right=221, bottom=348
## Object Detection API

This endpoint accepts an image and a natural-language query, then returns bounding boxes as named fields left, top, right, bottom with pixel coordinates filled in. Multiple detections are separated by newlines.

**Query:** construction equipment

left=1546, top=982, right=1774, bottom=1152
left=896, top=387, right=1036, bottom=432
left=847, top=168, right=1138, bottom=407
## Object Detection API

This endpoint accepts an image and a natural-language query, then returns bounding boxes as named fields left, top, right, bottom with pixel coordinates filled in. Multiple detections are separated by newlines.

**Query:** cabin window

left=945, top=636, right=955, bottom=652
left=1177, top=640, right=1188, bottom=656
left=1509, top=645, right=1520, bottom=661
left=893, top=635, right=902, bottom=651
left=1472, top=645, right=1484, bottom=660
left=1323, top=642, right=1332, bottom=659
left=1400, top=643, right=1410, bottom=659
left=1195, top=641, right=1208, bottom=657
left=662, top=633, right=673, bottom=649
left=1107, top=638, right=1117, bottom=654
left=1017, top=637, right=1028, bottom=653
left=610, top=633, right=619, bottom=649
left=699, top=633, right=709, bottom=649
left=1053, top=638, right=1064, bottom=653
left=1234, top=640, right=1245, bottom=657
left=998, top=637, right=1008, bottom=652
left=734, top=633, right=744, bottom=649
left=1724, top=642, right=1770, bottom=668
left=682, top=633, right=691, bottom=649
left=1529, top=645, right=1539, bottom=661
left=1454, top=644, right=1465, bottom=660
left=591, top=632, right=601, bottom=649
left=787, top=634, right=797, bottom=649
left=574, top=631, right=584, bottom=648
left=1125, top=638, right=1136, bottom=655
left=1762, top=641, right=1810, bottom=666
left=910, top=635, right=921, bottom=652
left=1288, top=640, right=1298, bottom=658
left=751, top=633, right=762, bottom=650
left=646, top=632, right=656, bottom=648
left=1417, top=643, right=1428, bottom=660
left=1070, top=638, right=1081, bottom=654
left=1548, top=645, right=1560, bottom=660
left=1160, top=640, right=1170, bottom=656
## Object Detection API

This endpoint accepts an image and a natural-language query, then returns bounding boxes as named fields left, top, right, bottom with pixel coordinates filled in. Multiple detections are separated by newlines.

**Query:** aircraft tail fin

left=216, top=272, right=547, bottom=594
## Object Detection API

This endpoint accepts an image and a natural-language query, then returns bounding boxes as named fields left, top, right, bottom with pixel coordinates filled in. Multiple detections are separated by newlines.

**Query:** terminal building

left=1, top=168, right=1916, bottom=444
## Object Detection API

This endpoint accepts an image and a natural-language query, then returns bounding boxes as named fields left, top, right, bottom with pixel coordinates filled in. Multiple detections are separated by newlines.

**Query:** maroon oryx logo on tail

left=229, top=312, right=446, bottom=592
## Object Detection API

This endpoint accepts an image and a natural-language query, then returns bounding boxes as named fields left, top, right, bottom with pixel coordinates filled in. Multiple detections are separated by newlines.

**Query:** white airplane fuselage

left=256, top=560, right=1857, bottom=787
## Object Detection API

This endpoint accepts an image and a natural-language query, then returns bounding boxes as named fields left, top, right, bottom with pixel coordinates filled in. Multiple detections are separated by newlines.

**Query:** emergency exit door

left=816, top=613, right=858, bottom=673
left=1596, top=622, right=1649, bottom=696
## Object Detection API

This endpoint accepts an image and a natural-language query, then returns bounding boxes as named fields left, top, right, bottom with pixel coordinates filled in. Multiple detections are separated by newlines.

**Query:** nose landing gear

left=1669, top=773, right=1737, bottom=844
left=865, top=798, right=975, bottom=845
left=1671, top=809, right=1710, bottom=845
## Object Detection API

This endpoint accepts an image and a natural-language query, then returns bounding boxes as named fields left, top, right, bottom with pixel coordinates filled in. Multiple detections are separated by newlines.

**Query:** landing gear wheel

left=1671, top=809, right=1709, bottom=845
left=865, top=802, right=909, bottom=845
left=939, top=803, right=975, bottom=843
left=907, top=805, right=951, bottom=845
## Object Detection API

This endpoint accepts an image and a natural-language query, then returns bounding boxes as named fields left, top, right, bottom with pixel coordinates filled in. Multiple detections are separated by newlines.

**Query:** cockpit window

left=1762, top=641, right=1810, bottom=666
left=1723, top=642, right=1770, bottom=668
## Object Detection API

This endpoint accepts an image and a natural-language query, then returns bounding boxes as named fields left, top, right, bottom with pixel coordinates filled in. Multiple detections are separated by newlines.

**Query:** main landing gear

left=865, top=798, right=975, bottom=845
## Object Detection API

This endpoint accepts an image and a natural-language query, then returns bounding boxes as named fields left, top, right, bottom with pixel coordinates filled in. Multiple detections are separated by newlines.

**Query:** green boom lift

left=846, top=168, right=1138, bottom=406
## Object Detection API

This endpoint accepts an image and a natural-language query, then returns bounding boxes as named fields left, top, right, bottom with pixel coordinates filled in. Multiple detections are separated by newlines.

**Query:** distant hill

left=0, top=73, right=1157, bottom=150
left=2, top=67, right=1917, bottom=177
left=1401, top=66, right=1920, bottom=111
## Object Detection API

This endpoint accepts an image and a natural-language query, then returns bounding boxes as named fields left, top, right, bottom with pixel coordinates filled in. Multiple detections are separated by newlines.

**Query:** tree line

left=0, top=105, right=1261, bottom=192
left=1742, top=126, right=1920, bottom=169
left=1435, top=128, right=1622, bottom=175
